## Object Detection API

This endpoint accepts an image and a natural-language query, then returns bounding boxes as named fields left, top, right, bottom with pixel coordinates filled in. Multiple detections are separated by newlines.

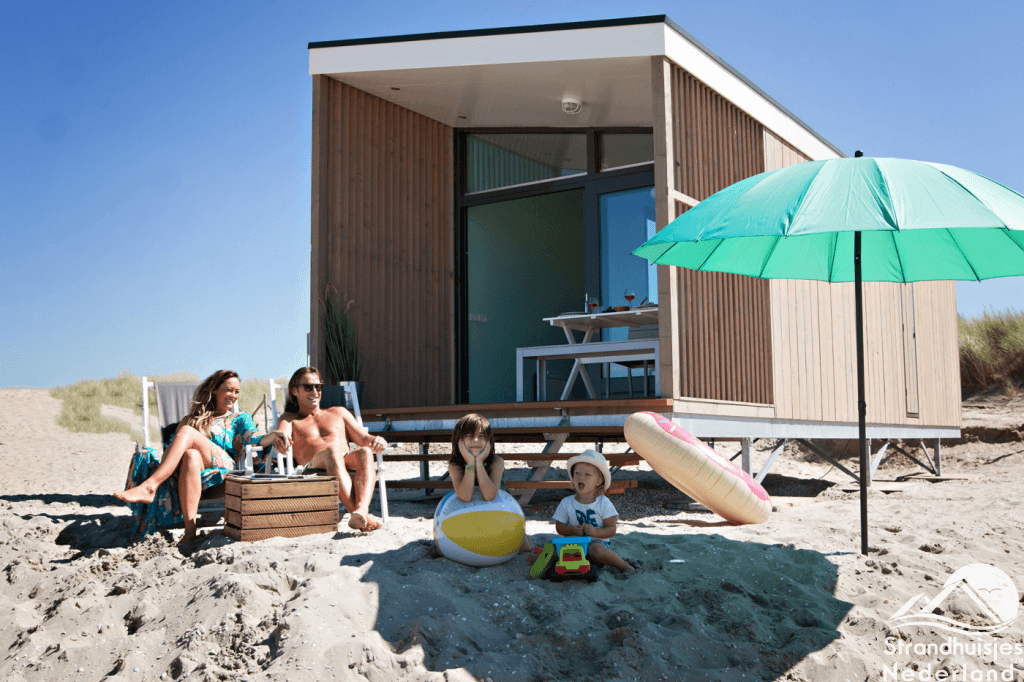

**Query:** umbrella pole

left=854, top=230, right=869, bottom=555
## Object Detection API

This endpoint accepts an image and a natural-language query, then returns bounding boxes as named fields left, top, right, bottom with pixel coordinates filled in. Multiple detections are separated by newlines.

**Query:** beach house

left=305, top=16, right=959, bottom=473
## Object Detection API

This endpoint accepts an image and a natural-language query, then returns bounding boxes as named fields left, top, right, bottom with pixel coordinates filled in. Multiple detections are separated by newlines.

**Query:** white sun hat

left=565, top=449, right=612, bottom=491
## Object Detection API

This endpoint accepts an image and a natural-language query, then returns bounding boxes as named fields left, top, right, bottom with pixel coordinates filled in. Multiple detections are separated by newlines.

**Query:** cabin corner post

left=310, top=74, right=331, bottom=372
left=652, top=56, right=681, bottom=400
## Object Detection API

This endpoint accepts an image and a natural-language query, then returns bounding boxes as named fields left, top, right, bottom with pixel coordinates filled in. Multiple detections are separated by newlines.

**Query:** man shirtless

left=277, top=367, right=387, bottom=532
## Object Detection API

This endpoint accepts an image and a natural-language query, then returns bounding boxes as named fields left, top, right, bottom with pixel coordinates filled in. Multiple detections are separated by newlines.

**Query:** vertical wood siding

left=310, top=76, right=455, bottom=408
left=765, top=131, right=960, bottom=426
left=910, top=280, right=962, bottom=426
left=667, top=64, right=773, bottom=404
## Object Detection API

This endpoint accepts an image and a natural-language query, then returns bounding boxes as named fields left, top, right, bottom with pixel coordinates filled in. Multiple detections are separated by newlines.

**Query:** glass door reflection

left=599, top=186, right=657, bottom=382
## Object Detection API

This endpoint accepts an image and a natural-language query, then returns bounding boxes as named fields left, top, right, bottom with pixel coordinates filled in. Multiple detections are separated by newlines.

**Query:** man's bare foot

left=347, top=512, right=382, bottom=532
left=114, top=483, right=157, bottom=505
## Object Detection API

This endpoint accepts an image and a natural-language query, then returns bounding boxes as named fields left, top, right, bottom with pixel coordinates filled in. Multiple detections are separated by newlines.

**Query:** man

left=277, top=366, right=387, bottom=532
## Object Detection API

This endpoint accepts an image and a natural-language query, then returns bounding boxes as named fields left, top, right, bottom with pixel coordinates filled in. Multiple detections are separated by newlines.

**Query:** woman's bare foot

left=347, top=512, right=382, bottom=532
left=180, top=523, right=197, bottom=544
left=114, top=482, right=157, bottom=505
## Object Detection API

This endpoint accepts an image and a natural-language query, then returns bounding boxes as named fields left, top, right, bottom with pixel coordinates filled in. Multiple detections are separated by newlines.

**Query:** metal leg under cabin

left=740, top=438, right=752, bottom=477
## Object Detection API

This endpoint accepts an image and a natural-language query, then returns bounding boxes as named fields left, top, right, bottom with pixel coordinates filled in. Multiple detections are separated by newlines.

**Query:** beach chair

left=304, top=382, right=389, bottom=525
left=137, top=377, right=270, bottom=512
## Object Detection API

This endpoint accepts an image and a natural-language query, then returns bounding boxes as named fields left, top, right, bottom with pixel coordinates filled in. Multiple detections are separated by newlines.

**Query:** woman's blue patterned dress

left=124, top=412, right=263, bottom=538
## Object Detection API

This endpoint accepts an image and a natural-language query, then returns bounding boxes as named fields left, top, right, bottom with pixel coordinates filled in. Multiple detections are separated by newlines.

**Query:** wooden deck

left=365, top=398, right=673, bottom=443
left=366, top=399, right=668, bottom=503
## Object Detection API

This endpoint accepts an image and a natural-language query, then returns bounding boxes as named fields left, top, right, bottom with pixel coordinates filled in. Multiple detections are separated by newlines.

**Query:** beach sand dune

left=1, top=388, right=1022, bottom=681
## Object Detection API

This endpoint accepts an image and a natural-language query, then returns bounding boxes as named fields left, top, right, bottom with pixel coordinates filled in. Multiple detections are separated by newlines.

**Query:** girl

left=448, top=413, right=533, bottom=554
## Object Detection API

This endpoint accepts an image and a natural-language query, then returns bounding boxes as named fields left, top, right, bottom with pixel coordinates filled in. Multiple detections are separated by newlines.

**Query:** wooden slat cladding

left=765, top=131, right=959, bottom=427
left=910, top=280, right=962, bottom=427
left=666, top=64, right=772, bottom=404
left=766, top=129, right=861, bottom=423
left=310, top=76, right=455, bottom=408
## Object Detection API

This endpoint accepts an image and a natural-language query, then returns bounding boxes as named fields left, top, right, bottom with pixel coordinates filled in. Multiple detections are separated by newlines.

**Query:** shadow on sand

left=342, top=532, right=852, bottom=682
left=0, top=493, right=124, bottom=509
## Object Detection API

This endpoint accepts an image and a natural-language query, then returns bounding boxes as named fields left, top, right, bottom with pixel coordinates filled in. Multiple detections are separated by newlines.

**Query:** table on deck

left=516, top=307, right=660, bottom=402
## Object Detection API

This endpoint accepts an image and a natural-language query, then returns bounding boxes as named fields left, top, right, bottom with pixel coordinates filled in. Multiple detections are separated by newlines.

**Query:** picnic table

left=516, top=306, right=660, bottom=401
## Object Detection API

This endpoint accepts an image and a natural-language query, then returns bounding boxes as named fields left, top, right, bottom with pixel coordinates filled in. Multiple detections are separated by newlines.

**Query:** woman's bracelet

left=466, top=466, right=476, bottom=473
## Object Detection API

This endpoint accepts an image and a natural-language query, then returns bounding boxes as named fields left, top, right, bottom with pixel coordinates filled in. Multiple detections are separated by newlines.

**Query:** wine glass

left=624, top=289, right=635, bottom=306
left=588, top=296, right=599, bottom=312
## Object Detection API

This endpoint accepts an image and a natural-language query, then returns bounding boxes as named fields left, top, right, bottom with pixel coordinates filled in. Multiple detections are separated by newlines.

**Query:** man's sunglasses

left=299, top=383, right=323, bottom=393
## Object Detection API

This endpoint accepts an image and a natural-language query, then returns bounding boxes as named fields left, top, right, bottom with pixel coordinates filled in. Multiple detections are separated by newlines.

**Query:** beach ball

left=433, top=490, right=525, bottom=567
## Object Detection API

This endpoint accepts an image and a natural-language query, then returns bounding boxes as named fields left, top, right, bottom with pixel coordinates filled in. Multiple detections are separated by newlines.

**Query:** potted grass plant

left=322, top=286, right=363, bottom=408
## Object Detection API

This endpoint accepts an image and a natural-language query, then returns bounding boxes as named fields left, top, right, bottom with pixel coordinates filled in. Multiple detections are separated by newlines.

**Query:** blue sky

left=3, top=1, right=1022, bottom=389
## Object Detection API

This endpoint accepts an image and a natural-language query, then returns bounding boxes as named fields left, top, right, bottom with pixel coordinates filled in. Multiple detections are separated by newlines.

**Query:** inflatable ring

left=433, top=490, right=525, bottom=566
left=624, top=412, right=771, bottom=524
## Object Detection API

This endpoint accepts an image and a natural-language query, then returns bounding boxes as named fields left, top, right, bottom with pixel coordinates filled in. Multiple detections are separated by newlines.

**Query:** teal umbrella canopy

left=634, top=157, right=1024, bottom=282
left=633, top=155, right=1024, bottom=555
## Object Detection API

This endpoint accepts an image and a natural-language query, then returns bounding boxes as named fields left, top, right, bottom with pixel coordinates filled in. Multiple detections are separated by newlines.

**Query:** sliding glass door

left=599, top=186, right=657, bottom=371
left=457, top=129, right=655, bottom=403
left=466, top=192, right=584, bottom=403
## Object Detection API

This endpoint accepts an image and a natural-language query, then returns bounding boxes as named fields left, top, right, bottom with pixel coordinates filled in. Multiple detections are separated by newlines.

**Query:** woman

left=116, top=370, right=287, bottom=542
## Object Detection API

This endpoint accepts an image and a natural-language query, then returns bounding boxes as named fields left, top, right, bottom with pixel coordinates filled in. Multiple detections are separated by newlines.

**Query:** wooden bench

left=364, top=398, right=673, bottom=444
left=362, top=399, right=665, bottom=502
left=384, top=451, right=641, bottom=496
left=516, top=338, right=659, bottom=401
left=371, top=426, right=639, bottom=444
left=387, top=479, right=637, bottom=493
left=382, top=452, right=640, bottom=466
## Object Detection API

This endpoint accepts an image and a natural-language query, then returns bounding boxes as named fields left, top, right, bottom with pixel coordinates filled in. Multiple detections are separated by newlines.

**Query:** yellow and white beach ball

left=433, top=490, right=525, bottom=567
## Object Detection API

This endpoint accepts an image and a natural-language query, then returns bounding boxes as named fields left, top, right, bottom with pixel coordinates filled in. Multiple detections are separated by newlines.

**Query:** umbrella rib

left=695, top=239, right=727, bottom=272
left=932, top=165, right=1008, bottom=227
left=827, top=232, right=838, bottom=282
left=943, top=228, right=983, bottom=281
left=757, top=236, right=785, bottom=278
left=888, top=231, right=909, bottom=283
left=874, top=160, right=898, bottom=229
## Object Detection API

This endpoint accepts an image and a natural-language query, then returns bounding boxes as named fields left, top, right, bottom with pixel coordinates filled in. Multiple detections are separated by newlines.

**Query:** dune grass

left=959, top=308, right=1024, bottom=395
left=50, top=372, right=287, bottom=440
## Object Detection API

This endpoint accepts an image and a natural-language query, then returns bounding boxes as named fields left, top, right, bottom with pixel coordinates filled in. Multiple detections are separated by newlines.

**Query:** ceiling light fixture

left=561, top=96, right=582, bottom=115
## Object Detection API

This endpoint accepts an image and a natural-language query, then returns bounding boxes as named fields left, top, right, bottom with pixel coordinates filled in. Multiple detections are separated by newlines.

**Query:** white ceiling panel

left=329, top=57, right=653, bottom=128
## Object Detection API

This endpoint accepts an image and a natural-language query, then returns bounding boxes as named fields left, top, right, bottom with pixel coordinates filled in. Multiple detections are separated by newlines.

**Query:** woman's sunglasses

left=299, top=383, right=323, bottom=393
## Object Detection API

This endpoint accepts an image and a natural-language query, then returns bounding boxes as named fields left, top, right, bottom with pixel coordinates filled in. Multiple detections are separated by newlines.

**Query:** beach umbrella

left=633, top=153, right=1024, bottom=554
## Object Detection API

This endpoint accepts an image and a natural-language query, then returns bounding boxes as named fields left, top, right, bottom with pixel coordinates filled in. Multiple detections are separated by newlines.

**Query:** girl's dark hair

left=284, top=366, right=320, bottom=414
left=449, top=413, right=496, bottom=474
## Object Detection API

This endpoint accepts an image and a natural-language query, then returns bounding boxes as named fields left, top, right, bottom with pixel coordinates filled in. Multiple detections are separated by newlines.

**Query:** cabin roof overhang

left=309, top=15, right=842, bottom=160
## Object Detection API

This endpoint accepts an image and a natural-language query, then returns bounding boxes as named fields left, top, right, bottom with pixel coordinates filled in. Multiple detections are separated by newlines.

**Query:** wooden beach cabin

left=306, top=16, right=960, bottom=481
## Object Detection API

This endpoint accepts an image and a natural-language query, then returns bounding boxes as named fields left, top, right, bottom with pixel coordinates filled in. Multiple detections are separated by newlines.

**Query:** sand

left=1, top=387, right=1022, bottom=681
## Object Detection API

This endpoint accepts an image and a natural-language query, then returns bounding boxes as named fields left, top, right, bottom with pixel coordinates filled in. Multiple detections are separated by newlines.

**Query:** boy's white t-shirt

left=552, top=494, right=618, bottom=529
